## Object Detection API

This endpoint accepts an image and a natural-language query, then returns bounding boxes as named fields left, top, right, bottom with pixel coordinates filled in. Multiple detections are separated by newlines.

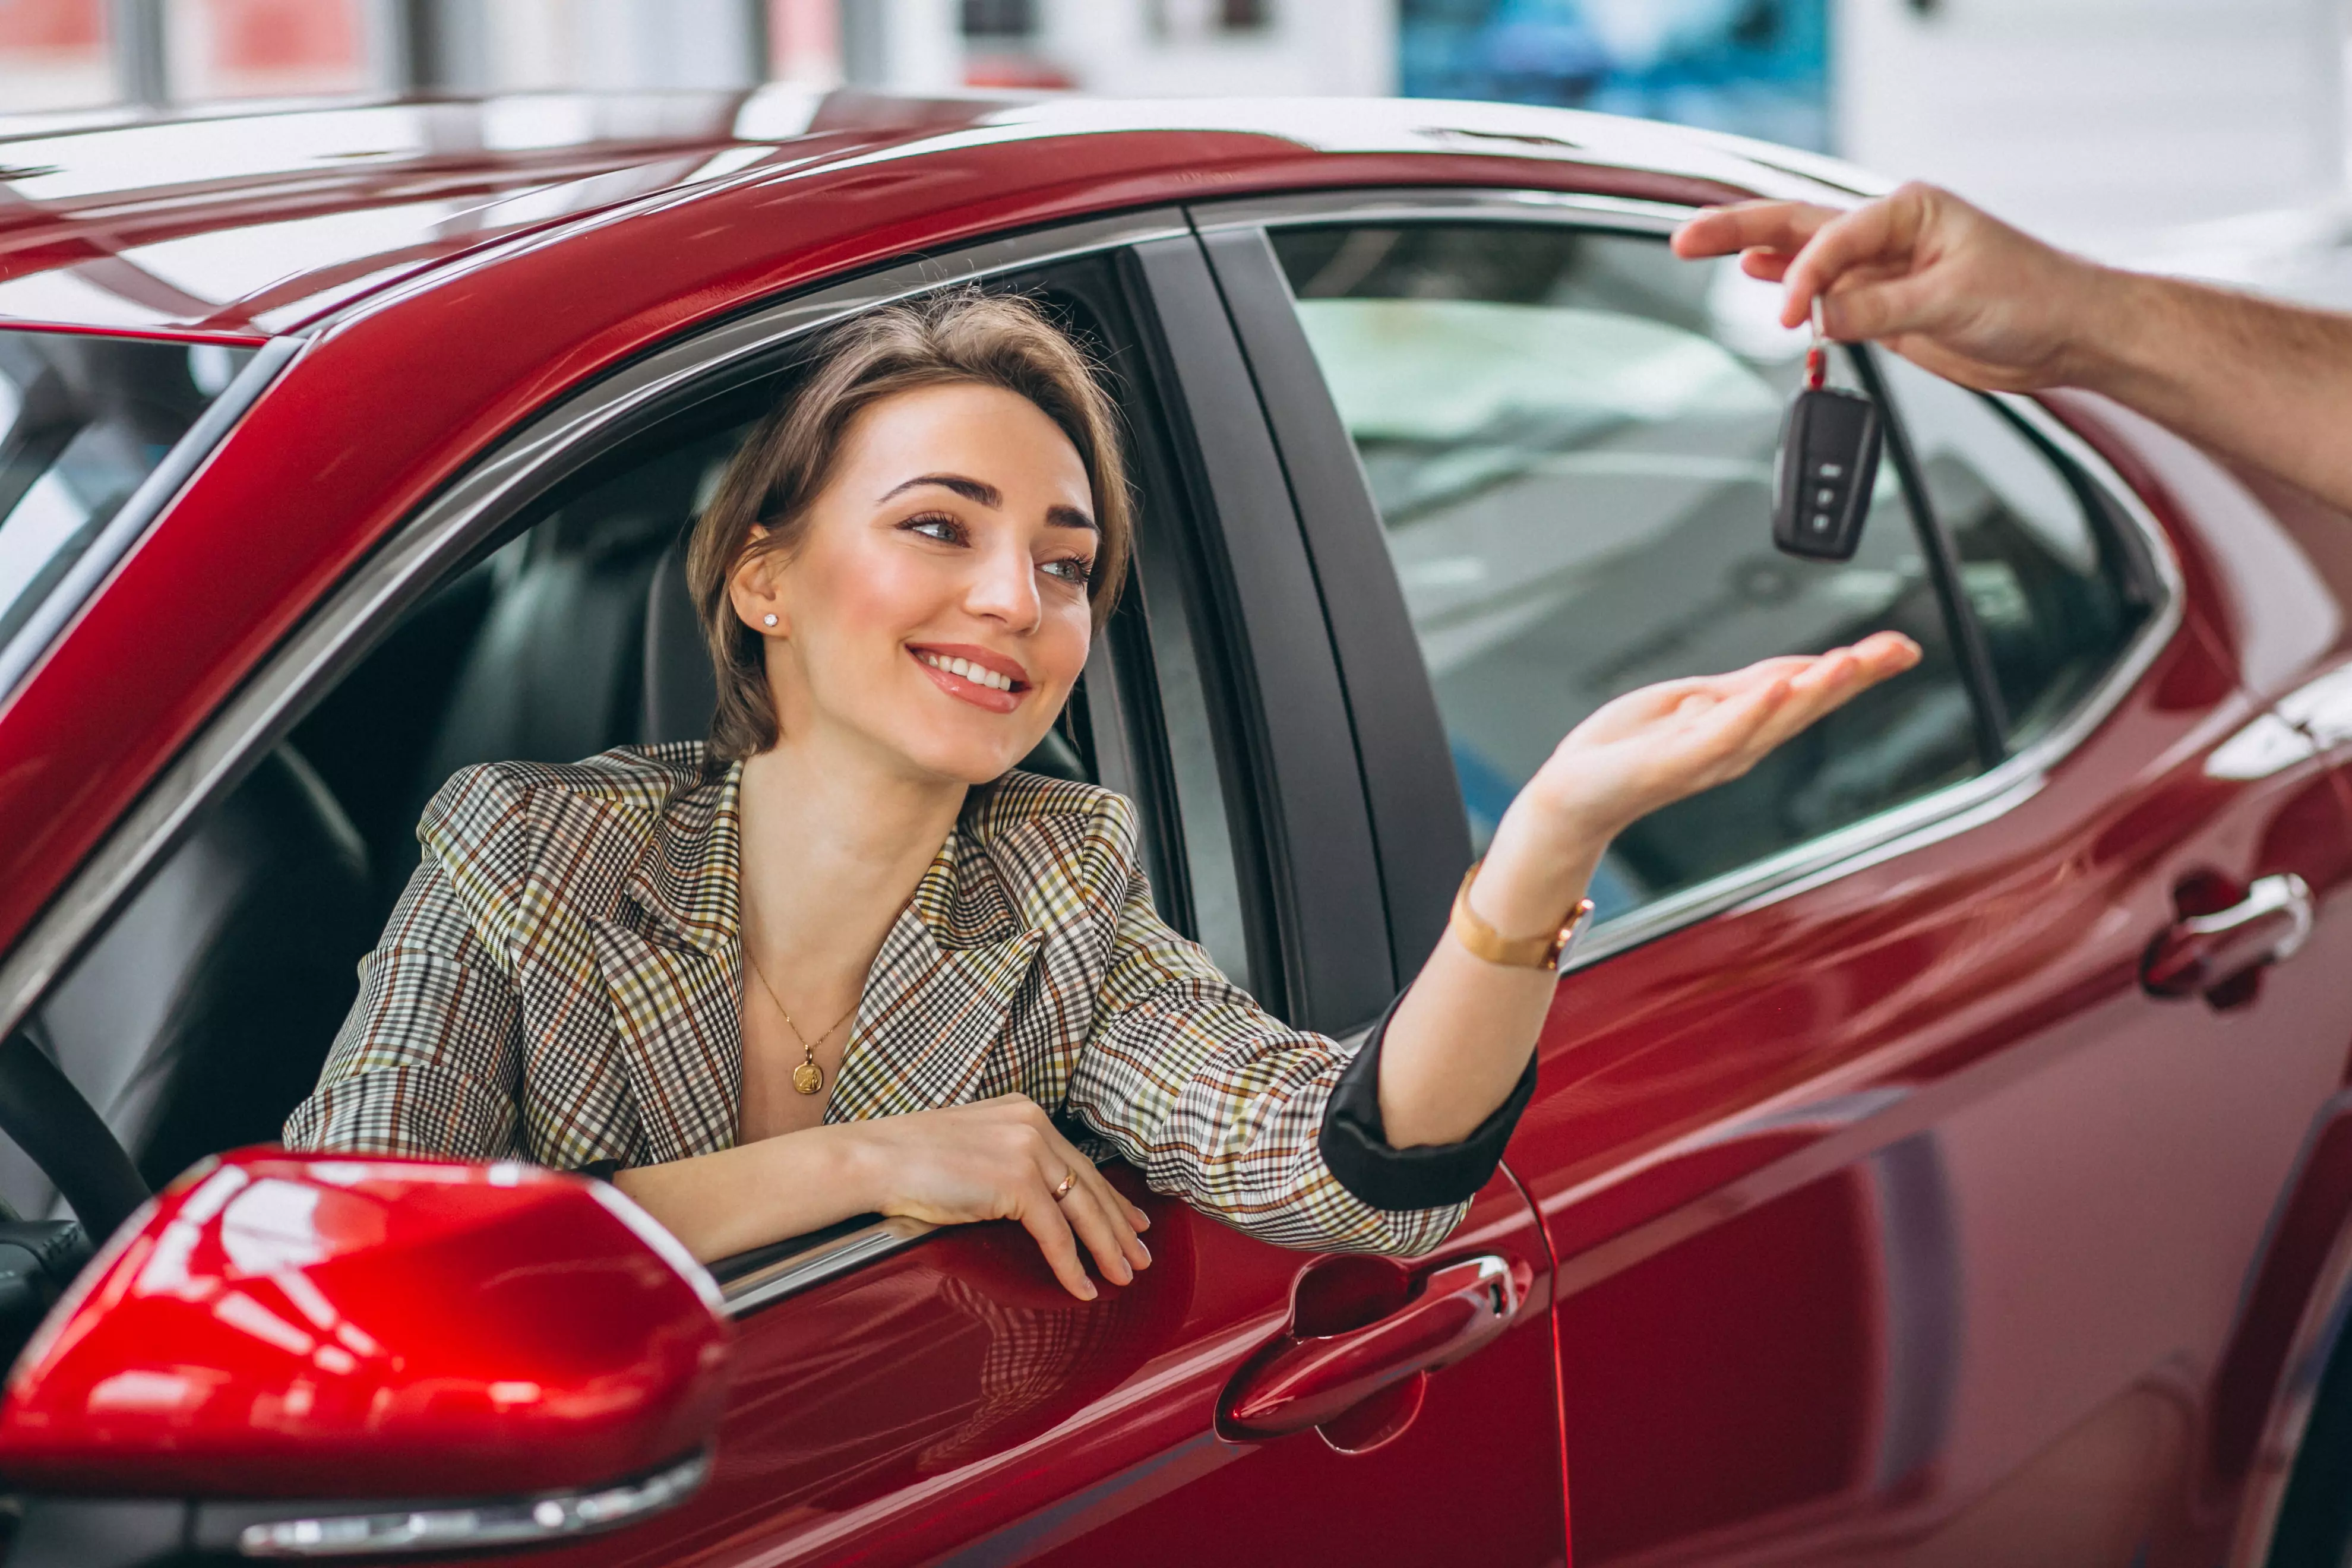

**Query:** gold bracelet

left=1449, top=858, right=1594, bottom=972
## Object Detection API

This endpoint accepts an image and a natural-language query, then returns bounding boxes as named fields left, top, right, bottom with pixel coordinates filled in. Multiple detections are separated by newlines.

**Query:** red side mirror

left=0, top=1150, right=730, bottom=1558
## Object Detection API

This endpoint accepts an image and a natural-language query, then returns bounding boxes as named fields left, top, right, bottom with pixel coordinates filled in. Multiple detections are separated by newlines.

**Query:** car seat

left=0, top=745, right=373, bottom=1218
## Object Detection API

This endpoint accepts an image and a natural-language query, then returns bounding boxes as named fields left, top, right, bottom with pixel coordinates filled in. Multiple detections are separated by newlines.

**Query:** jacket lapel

left=588, top=760, right=745, bottom=1163
left=827, top=824, right=1044, bottom=1123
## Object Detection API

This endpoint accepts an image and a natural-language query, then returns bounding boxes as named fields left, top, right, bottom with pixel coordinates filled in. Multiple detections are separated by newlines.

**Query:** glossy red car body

left=0, top=87, right=2349, bottom=1568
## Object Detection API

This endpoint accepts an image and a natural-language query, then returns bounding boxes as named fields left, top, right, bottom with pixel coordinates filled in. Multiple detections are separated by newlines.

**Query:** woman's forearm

left=612, top=1124, right=873, bottom=1263
left=1374, top=806, right=1607, bottom=1149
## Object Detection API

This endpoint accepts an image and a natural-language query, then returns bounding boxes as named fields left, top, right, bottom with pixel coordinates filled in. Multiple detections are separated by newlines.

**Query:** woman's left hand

left=1516, top=630, right=1923, bottom=846
left=1377, top=630, right=1923, bottom=1149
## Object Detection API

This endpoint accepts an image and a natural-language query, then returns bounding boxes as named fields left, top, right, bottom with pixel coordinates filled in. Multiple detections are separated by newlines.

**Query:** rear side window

left=0, top=331, right=254, bottom=660
left=1267, top=223, right=1983, bottom=924
left=1871, top=355, right=2147, bottom=746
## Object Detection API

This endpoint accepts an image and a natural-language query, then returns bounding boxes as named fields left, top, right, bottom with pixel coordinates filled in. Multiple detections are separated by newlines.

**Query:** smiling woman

left=283, top=288, right=1916, bottom=1298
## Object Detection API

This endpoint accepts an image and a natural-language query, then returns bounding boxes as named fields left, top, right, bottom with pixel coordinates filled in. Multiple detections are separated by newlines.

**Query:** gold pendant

left=792, top=1059, right=824, bottom=1096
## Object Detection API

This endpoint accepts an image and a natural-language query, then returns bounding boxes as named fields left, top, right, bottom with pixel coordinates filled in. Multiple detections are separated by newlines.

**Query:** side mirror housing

left=0, top=1150, right=729, bottom=1560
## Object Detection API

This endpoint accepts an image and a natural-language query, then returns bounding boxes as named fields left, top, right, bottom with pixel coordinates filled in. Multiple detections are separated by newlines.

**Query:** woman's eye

left=903, top=514, right=963, bottom=544
left=1042, top=557, right=1094, bottom=586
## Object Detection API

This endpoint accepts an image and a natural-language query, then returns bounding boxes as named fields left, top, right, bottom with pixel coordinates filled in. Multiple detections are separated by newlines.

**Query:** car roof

left=0, top=87, right=1879, bottom=339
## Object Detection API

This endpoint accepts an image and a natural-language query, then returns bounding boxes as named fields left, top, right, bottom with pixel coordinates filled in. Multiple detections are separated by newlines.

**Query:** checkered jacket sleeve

left=1064, top=827, right=1472, bottom=1260
left=282, top=853, right=526, bottom=1159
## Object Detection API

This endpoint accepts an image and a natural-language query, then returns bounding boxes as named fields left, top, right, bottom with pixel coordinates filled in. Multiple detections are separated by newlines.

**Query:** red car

left=0, top=87, right=2344, bottom=1568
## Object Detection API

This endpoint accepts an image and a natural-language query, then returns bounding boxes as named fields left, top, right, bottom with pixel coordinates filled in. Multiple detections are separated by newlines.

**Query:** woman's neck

left=732, top=729, right=967, bottom=981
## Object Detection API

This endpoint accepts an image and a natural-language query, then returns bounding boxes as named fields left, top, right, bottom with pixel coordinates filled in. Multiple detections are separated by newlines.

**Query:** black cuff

left=571, top=1159, right=624, bottom=1183
left=1317, top=990, right=1539, bottom=1212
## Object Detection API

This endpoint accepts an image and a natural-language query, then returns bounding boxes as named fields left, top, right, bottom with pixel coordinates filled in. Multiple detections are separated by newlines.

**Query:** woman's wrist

left=822, top=1122, right=884, bottom=1215
left=1469, top=798, right=1610, bottom=939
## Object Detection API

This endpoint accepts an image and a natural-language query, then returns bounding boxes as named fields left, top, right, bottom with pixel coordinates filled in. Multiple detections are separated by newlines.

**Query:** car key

left=1771, top=307, right=1883, bottom=562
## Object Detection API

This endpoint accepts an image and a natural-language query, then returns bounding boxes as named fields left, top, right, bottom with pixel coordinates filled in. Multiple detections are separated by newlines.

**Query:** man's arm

left=1673, top=182, right=2352, bottom=514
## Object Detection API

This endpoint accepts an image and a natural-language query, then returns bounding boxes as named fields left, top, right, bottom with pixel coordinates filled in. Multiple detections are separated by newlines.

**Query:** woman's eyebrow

left=880, top=473, right=1000, bottom=507
left=1047, top=504, right=1099, bottom=533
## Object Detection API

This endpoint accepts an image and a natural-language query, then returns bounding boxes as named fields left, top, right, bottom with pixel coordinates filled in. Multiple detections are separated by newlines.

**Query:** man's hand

left=1671, top=182, right=2114, bottom=394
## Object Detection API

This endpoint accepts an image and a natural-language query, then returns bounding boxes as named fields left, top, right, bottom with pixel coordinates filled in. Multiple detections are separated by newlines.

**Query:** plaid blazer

left=285, top=744, right=1470, bottom=1257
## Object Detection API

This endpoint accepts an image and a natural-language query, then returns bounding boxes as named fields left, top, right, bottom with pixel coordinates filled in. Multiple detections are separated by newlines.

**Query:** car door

left=0, top=222, right=1566, bottom=1568
left=1202, top=188, right=2352, bottom=1566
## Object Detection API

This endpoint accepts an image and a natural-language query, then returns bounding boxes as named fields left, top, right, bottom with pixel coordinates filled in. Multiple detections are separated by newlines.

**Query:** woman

left=287, top=292, right=1917, bottom=1300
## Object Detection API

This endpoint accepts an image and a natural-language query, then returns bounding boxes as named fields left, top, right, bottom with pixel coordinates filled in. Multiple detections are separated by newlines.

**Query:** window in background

left=961, top=0, right=1036, bottom=37
left=1148, top=0, right=1272, bottom=37
left=766, top=0, right=840, bottom=84
left=165, top=0, right=363, bottom=102
left=1271, top=223, right=1983, bottom=924
left=959, top=0, right=1068, bottom=88
left=0, top=0, right=112, bottom=114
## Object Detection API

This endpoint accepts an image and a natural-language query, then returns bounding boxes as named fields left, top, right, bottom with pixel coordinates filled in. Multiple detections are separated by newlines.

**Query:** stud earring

left=762, top=613, right=778, bottom=627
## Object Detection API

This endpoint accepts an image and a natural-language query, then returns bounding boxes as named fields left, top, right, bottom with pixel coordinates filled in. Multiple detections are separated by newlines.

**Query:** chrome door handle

left=1218, top=1253, right=1529, bottom=1441
left=2142, top=872, right=2315, bottom=998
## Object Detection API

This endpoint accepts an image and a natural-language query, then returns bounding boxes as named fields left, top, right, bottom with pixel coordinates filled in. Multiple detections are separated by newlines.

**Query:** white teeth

left=918, top=651, right=1015, bottom=693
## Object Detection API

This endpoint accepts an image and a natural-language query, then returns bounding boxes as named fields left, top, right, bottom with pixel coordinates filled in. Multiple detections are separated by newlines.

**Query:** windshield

left=0, top=330, right=257, bottom=660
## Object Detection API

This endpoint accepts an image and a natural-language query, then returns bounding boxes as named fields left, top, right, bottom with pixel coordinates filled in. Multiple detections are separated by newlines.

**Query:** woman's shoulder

left=420, top=742, right=711, bottom=862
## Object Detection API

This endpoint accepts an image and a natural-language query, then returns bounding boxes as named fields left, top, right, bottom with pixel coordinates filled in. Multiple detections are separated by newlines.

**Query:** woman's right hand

left=841, top=1093, right=1152, bottom=1301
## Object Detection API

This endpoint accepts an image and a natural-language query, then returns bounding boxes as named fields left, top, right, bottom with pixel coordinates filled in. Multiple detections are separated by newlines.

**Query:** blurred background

left=0, top=0, right=2347, bottom=292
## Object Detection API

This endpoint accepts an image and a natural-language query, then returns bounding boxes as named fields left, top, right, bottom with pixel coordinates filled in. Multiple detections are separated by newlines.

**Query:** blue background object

left=1400, top=0, right=1831, bottom=153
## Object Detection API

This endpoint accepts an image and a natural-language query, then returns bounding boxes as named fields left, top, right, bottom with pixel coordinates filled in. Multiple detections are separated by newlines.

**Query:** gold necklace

left=744, top=948, right=859, bottom=1096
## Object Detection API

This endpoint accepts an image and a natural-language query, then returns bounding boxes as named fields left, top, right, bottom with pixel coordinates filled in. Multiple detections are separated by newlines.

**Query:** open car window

left=1265, top=223, right=1986, bottom=926
left=0, top=254, right=1251, bottom=1255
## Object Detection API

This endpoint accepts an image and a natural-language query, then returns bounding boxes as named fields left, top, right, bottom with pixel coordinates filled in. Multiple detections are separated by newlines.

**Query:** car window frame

left=1191, top=185, right=2186, bottom=977
left=0, top=209, right=1286, bottom=1312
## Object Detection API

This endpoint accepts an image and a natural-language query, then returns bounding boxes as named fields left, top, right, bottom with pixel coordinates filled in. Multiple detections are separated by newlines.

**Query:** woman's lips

left=909, top=647, right=1024, bottom=713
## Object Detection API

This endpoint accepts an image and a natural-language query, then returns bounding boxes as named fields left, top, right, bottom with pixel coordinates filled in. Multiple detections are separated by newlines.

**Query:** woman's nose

left=965, top=540, right=1040, bottom=630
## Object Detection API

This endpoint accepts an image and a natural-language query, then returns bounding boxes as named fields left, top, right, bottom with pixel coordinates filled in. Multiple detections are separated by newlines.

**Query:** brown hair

left=687, top=290, right=1133, bottom=762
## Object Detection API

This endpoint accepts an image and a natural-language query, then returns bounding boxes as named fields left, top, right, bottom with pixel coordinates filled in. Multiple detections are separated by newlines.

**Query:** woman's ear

left=728, top=527, right=789, bottom=637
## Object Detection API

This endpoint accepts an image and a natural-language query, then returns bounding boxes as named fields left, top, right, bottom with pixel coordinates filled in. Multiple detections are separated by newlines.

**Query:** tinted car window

left=1269, top=224, right=1982, bottom=923
left=1872, top=355, right=2147, bottom=746
left=0, top=331, right=253, bottom=660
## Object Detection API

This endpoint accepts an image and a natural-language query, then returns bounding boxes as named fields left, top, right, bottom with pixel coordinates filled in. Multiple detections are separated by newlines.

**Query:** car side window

left=0, top=257, right=1245, bottom=1222
left=1266, top=223, right=1984, bottom=924
left=1869, top=354, right=2148, bottom=747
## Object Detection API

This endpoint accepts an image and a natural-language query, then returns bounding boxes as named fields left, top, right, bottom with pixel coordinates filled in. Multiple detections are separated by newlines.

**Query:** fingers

left=1671, top=200, right=1839, bottom=263
left=1817, top=271, right=1948, bottom=348
left=1031, top=1118, right=1151, bottom=1295
left=1749, top=634, right=1922, bottom=750
left=1054, top=1174, right=1150, bottom=1290
left=1681, top=633, right=1920, bottom=766
left=1781, top=191, right=1926, bottom=330
left=1012, top=1187, right=1097, bottom=1301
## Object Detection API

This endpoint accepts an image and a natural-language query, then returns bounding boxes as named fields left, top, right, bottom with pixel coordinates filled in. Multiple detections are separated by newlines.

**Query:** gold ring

left=1050, top=1169, right=1077, bottom=1202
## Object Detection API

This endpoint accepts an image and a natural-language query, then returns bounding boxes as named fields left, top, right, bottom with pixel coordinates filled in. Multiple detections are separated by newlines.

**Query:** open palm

left=1522, top=631, right=1921, bottom=840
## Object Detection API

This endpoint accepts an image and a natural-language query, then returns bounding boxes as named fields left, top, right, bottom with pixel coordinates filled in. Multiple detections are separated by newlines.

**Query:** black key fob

left=1772, top=385, right=1883, bottom=561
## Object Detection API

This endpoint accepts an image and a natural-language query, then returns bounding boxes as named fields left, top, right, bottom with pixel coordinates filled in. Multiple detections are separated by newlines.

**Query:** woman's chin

left=888, top=735, right=1052, bottom=788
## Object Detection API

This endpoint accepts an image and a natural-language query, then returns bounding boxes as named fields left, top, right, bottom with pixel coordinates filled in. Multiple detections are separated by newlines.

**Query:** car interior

left=0, top=330, right=1102, bottom=1233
